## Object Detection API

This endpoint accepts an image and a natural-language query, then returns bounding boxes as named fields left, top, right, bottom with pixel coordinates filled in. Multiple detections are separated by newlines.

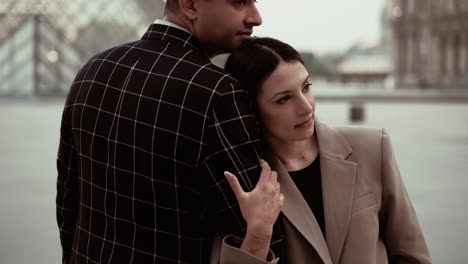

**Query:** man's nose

left=246, top=4, right=262, bottom=26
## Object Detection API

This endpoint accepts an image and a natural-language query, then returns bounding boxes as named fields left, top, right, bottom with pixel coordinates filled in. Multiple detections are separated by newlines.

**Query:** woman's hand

left=224, top=159, right=284, bottom=240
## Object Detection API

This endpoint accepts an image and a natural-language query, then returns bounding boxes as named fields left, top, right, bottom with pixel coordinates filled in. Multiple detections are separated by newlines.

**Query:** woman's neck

left=267, top=135, right=319, bottom=172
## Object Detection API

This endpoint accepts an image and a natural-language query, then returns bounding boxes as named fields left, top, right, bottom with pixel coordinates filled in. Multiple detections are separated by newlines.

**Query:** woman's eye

left=303, top=83, right=312, bottom=93
left=276, top=96, right=291, bottom=104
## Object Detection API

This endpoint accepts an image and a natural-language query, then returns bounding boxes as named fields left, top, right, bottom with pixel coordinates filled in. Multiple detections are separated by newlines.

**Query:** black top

left=288, top=155, right=325, bottom=236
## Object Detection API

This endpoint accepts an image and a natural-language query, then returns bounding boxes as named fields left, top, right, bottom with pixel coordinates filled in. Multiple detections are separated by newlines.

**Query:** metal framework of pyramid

left=0, top=0, right=164, bottom=96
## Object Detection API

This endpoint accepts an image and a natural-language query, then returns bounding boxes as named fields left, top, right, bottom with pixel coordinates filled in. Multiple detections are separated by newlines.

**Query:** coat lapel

left=266, top=152, right=333, bottom=264
left=315, top=121, right=357, bottom=264
left=265, top=120, right=358, bottom=264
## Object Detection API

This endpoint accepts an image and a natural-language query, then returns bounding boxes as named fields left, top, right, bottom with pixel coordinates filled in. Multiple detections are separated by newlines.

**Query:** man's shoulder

left=98, top=39, right=141, bottom=57
left=200, top=62, right=239, bottom=89
left=76, top=39, right=240, bottom=96
left=173, top=53, right=240, bottom=94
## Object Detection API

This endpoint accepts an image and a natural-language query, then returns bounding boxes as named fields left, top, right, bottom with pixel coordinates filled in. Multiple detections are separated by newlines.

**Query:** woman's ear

left=178, top=0, right=198, bottom=20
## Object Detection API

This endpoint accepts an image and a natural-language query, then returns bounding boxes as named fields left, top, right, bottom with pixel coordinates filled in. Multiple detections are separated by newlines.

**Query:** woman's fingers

left=270, top=171, right=278, bottom=184
left=224, top=171, right=245, bottom=201
left=274, top=181, right=280, bottom=193
left=224, top=163, right=284, bottom=230
left=279, top=193, right=285, bottom=207
left=275, top=183, right=282, bottom=207
left=257, top=159, right=272, bottom=186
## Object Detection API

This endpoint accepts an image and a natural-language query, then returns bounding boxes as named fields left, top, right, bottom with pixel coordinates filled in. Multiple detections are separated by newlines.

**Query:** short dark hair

left=225, top=37, right=304, bottom=100
left=165, top=0, right=179, bottom=13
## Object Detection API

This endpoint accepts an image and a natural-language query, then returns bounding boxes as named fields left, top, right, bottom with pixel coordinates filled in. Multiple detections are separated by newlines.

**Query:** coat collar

left=266, top=119, right=357, bottom=264
left=141, top=24, right=204, bottom=54
left=317, top=120, right=358, bottom=264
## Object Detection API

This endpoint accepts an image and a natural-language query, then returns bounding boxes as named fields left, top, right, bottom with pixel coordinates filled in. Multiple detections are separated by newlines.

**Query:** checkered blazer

left=56, top=24, right=263, bottom=264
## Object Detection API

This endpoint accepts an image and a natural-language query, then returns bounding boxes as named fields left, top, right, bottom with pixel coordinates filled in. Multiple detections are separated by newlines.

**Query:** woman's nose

left=298, top=95, right=314, bottom=115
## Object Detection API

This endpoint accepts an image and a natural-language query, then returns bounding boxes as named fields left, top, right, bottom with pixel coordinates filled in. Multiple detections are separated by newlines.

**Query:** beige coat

left=213, top=121, right=431, bottom=264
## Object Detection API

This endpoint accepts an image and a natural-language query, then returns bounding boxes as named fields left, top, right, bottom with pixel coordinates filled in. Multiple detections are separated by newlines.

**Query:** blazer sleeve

left=201, top=81, right=262, bottom=231
left=210, top=233, right=279, bottom=264
left=56, top=106, right=80, bottom=264
left=380, top=129, right=432, bottom=263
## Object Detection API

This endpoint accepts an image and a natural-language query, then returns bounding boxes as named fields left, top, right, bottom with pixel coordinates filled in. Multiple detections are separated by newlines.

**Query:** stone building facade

left=391, top=0, right=468, bottom=88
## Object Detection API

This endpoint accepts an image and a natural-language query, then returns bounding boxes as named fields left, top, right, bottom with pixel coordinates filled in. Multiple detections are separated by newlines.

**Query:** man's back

left=56, top=24, right=261, bottom=263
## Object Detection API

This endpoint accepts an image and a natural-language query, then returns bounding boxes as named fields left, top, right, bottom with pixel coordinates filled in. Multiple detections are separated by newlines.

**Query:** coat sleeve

left=210, top=233, right=279, bottom=264
left=56, top=106, right=80, bottom=264
left=380, top=129, right=432, bottom=263
left=201, top=80, right=262, bottom=232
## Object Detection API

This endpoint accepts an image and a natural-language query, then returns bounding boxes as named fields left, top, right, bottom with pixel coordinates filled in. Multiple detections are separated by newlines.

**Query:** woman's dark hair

left=225, top=37, right=304, bottom=100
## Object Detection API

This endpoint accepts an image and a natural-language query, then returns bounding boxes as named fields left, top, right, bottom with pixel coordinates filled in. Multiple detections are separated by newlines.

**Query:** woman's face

left=257, top=60, right=316, bottom=143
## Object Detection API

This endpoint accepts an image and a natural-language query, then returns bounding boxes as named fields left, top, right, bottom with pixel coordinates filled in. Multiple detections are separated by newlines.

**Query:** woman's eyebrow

left=272, top=89, right=292, bottom=98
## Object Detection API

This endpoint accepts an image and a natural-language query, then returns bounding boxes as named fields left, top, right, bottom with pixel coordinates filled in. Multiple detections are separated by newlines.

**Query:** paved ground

left=1, top=98, right=467, bottom=263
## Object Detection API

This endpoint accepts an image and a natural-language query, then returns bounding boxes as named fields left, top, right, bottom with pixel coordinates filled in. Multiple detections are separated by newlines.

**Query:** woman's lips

left=295, top=118, right=313, bottom=128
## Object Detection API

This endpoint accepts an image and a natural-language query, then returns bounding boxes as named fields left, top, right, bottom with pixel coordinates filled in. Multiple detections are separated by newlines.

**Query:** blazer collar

left=316, top=120, right=358, bottom=264
left=315, top=120, right=352, bottom=160
left=141, top=24, right=204, bottom=54
left=266, top=119, right=357, bottom=264
left=267, top=152, right=333, bottom=264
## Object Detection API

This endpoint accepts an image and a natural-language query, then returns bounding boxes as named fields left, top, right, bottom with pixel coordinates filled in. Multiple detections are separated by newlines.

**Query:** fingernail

left=224, top=171, right=232, bottom=177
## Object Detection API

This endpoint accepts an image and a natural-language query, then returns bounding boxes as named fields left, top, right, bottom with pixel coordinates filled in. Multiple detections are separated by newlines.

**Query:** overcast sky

left=254, top=0, right=386, bottom=54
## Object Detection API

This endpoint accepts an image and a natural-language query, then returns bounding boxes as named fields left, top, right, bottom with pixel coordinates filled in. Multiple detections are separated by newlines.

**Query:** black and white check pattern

left=56, top=24, right=263, bottom=264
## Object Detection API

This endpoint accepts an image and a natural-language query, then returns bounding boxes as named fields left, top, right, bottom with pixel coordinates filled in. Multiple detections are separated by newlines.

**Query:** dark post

left=349, top=100, right=365, bottom=123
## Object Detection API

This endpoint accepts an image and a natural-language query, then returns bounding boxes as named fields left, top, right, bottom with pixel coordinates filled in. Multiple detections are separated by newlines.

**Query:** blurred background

left=0, top=0, right=467, bottom=263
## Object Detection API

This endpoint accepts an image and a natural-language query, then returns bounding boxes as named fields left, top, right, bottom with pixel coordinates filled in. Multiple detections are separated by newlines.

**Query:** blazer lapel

left=265, top=152, right=333, bottom=264
left=315, top=120, right=357, bottom=264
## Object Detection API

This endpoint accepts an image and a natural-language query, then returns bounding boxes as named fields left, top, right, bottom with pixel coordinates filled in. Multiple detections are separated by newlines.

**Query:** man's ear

left=178, top=0, right=198, bottom=20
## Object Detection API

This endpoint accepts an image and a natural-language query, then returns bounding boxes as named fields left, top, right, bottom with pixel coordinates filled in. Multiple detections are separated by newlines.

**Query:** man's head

left=165, top=0, right=262, bottom=57
left=165, top=0, right=180, bottom=13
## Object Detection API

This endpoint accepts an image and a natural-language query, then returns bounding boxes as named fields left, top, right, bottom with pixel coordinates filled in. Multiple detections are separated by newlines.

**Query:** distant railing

left=312, top=84, right=468, bottom=103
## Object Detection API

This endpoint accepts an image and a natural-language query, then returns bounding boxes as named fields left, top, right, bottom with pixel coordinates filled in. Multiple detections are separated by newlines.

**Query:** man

left=56, top=0, right=272, bottom=263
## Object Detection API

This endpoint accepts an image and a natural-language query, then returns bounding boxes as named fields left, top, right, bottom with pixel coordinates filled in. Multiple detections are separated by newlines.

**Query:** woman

left=213, top=37, right=431, bottom=264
